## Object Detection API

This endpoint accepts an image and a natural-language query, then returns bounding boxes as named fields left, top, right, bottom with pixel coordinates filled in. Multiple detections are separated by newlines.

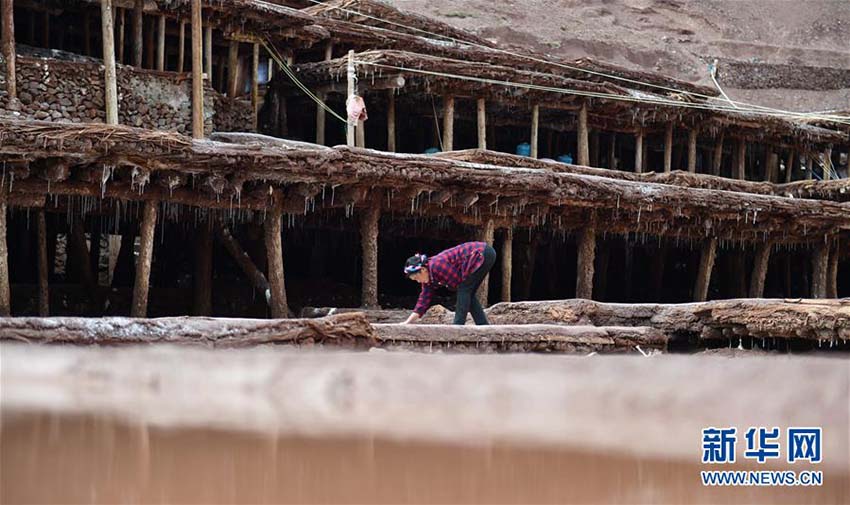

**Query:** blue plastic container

left=424, top=147, right=441, bottom=154
left=516, top=143, right=531, bottom=157
left=557, top=154, right=574, bottom=164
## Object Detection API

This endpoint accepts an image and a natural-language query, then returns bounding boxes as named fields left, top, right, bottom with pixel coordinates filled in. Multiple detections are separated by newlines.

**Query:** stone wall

left=0, top=55, right=215, bottom=135
left=213, top=95, right=254, bottom=133
left=716, top=58, right=850, bottom=90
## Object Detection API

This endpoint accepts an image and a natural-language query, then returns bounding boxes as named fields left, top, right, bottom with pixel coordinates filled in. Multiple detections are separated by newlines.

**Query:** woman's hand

left=402, top=312, right=420, bottom=325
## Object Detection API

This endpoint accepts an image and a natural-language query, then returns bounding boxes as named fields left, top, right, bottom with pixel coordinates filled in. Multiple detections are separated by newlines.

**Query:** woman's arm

left=402, top=312, right=421, bottom=324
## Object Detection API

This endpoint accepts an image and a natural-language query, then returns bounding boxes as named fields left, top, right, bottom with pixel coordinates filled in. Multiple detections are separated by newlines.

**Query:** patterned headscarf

left=404, top=253, right=428, bottom=275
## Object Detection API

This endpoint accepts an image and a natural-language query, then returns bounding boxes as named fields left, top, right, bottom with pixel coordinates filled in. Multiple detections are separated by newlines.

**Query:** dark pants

left=454, top=245, right=497, bottom=325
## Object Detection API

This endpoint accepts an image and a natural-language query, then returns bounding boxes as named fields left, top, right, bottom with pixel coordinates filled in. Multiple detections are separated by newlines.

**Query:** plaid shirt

left=413, top=242, right=487, bottom=316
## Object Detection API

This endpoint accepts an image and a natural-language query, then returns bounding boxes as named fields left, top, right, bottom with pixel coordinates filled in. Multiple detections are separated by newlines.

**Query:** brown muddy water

left=1, top=344, right=849, bottom=504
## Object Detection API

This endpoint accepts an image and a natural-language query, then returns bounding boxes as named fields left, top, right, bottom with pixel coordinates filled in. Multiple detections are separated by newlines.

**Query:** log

left=156, top=15, right=165, bottom=71
left=216, top=226, right=269, bottom=299
left=130, top=200, right=157, bottom=317
left=442, top=95, right=455, bottom=151
left=575, top=223, right=596, bottom=299
left=735, top=138, right=746, bottom=180
left=784, top=150, right=795, bottom=183
left=360, top=203, right=379, bottom=308
left=477, top=219, right=494, bottom=307
left=373, top=323, right=667, bottom=353
left=748, top=241, right=773, bottom=298
left=693, top=238, right=717, bottom=302
left=204, top=25, right=212, bottom=80
left=177, top=20, right=185, bottom=72
left=227, top=40, right=240, bottom=97
left=356, top=119, right=365, bottom=148
left=712, top=132, right=724, bottom=175
left=501, top=228, right=512, bottom=302
left=0, top=313, right=375, bottom=348
left=577, top=102, right=589, bottom=166
left=811, top=242, right=829, bottom=298
left=2, top=0, right=17, bottom=102
left=607, top=133, right=616, bottom=169
left=264, top=199, right=288, bottom=318
left=386, top=90, right=396, bottom=152
left=530, top=104, right=539, bottom=159
left=687, top=128, right=697, bottom=173
left=192, top=225, right=213, bottom=316
left=663, top=123, right=673, bottom=173
left=133, top=0, right=145, bottom=68
left=117, top=8, right=125, bottom=64
left=476, top=98, right=486, bottom=150
left=191, top=0, right=204, bottom=139
left=0, top=195, right=9, bottom=316
left=37, top=210, right=49, bottom=316
left=101, top=0, right=119, bottom=125
left=634, top=130, right=643, bottom=174
left=316, top=92, right=326, bottom=145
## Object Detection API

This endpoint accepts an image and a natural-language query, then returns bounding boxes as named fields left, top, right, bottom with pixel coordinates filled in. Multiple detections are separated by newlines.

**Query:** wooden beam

left=0, top=195, right=8, bottom=316
left=634, top=130, right=644, bottom=173
left=530, top=104, right=539, bottom=159
left=442, top=95, right=455, bottom=151
left=177, top=19, right=185, bottom=72
left=346, top=50, right=355, bottom=146
left=784, top=149, right=795, bottom=183
left=192, top=224, right=212, bottom=316
left=360, top=203, right=379, bottom=308
left=748, top=240, right=773, bottom=298
left=156, top=15, right=165, bottom=71
left=387, top=90, right=396, bottom=152
left=130, top=200, right=157, bottom=317
left=765, top=150, right=778, bottom=183
left=316, top=44, right=333, bottom=146
left=477, top=98, right=486, bottom=150
left=477, top=219, right=495, bottom=308
left=251, top=43, right=259, bottom=131
left=191, top=0, right=204, bottom=139
left=712, top=132, right=724, bottom=176
left=100, top=0, right=119, bottom=125
left=501, top=228, right=512, bottom=302
left=826, top=244, right=839, bottom=299
left=264, top=198, right=288, bottom=318
left=577, top=101, right=589, bottom=166
left=575, top=220, right=596, bottom=299
left=663, top=123, right=673, bottom=173
left=204, top=25, right=212, bottom=80
left=216, top=226, right=270, bottom=298
left=37, top=210, right=49, bottom=316
left=1, top=0, right=17, bottom=102
left=227, top=40, right=239, bottom=97
left=810, top=242, right=829, bottom=298
left=132, top=0, right=143, bottom=67
left=693, top=238, right=717, bottom=302
left=356, top=119, right=365, bottom=148
left=687, top=128, right=697, bottom=173
left=735, top=138, right=746, bottom=180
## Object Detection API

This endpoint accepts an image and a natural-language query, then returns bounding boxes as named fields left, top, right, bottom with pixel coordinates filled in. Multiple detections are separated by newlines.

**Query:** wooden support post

left=117, top=8, right=125, bottom=64
left=477, top=219, right=495, bottom=307
left=100, top=0, right=119, bottom=125
left=810, top=242, right=829, bottom=298
left=501, top=228, right=512, bottom=302
left=37, top=210, right=49, bottom=316
left=575, top=219, right=596, bottom=299
left=1, top=0, right=16, bottom=103
left=806, top=156, right=813, bottom=180
left=251, top=43, right=259, bottom=131
left=156, top=15, right=165, bottom=71
left=264, top=198, right=288, bottom=318
left=663, top=123, right=673, bottom=173
left=132, top=0, right=143, bottom=67
left=131, top=200, right=157, bottom=317
left=784, top=150, right=795, bottom=183
left=577, top=101, right=589, bottom=166
left=826, top=244, right=839, bottom=299
left=346, top=50, right=355, bottom=146
left=735, top=138, right=746, bottom=180
left=315, top=42, right=333, bottom=146
left=530, top=104, right=540, bottom=158
left=712, top=132, right=724, bottom=175
left=693, top=238, right=717, bottom=302
left=687, top=128, right=698, bottom=173
left=192, top=224, right=212, bottom=316
left=476, top=98, right=486, bottom=149
left=360, top=203, right=380, bottom=308
left=177, top=20, right=185, bottom=72
left=190, top=0, right=204, bottom=139
left=765, top=150, right=778, bottom=183
left=442, top=95, right=455, bottom=151
left=634, top=130, right=644, bottom=173
left=355, top=119, right=365, bottom=148
left=387, top=90, right=396, bottom=152
left=607, top=133, right=616, bottom=169
left=748, top=241, right=773, bottom=298
left=227, top=40, right=239, bottom=97
left=204, top=25, right=212, bottom=80
left=0, top=196, right=7, bottom=316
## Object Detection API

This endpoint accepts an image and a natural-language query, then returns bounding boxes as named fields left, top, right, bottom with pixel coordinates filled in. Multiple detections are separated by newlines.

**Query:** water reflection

left=2, top=411, right=847, bottom=504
